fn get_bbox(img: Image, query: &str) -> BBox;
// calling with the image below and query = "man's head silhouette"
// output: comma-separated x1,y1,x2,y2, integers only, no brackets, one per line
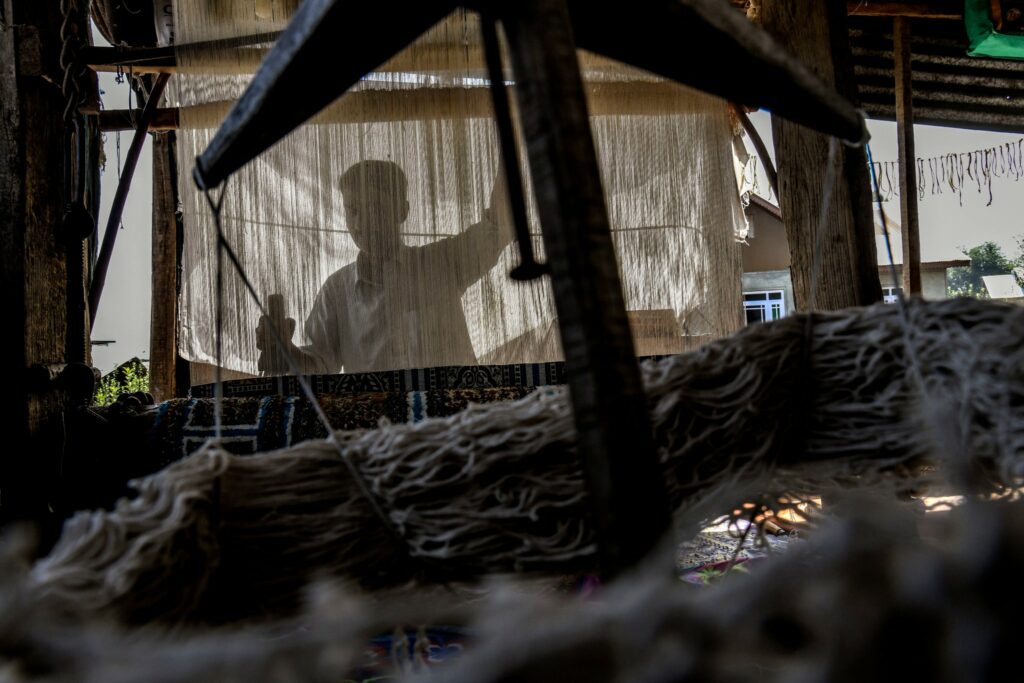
340,160,409,255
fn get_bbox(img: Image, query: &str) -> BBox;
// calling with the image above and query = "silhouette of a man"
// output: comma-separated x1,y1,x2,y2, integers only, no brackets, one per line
257,160,513,374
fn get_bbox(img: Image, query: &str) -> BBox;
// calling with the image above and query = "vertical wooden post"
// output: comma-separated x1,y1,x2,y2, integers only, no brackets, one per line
502,0,670,578
150,131,180,402
0,0,80,527
760,0,882,310
0,1,29,522
894,17,922,296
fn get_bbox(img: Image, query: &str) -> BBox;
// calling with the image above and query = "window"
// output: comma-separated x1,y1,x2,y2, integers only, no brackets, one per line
882,286,903,304
744,290,785,324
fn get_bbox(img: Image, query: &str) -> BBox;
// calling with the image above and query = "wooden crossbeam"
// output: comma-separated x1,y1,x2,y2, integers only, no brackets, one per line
97,108,180,132
733,0,962,18
95,81,731,132
83,2,963,77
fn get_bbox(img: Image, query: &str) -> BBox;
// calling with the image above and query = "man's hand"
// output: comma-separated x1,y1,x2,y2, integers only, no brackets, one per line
256,294,299,374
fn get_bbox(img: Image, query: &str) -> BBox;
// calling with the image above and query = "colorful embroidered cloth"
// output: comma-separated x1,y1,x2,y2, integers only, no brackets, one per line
189,361,568,398
149,387,539,468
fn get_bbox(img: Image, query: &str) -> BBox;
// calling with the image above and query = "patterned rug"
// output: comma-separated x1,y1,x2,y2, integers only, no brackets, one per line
189,361,569,398
148,388,541,469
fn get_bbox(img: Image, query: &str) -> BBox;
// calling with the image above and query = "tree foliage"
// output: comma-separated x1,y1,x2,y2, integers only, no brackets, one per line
947,240,1023,299
93,359,150,406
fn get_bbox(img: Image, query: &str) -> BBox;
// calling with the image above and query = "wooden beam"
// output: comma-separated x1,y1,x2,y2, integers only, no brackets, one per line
732,0,962,19
844,0,961,18
97,107,179,132
569,0,865,143
761,0,882,310
502,0,669,578
894,17,922,295
106,82,749,132
1,0,82,532
89,62,176,75
149,132,179,402
83,0,964,77
81,33,282,75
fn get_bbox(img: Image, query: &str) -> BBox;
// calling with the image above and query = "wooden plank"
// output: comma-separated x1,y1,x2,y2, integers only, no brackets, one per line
149,133,179,402
98,108,179,132
0,0,31,524
761,0,882,310
570,0,865,144
732,0,962,19
83,0,963,78
502,0,669,577
894,17,922,295
114,81,755,132
90,63,176,75
0,0,77,532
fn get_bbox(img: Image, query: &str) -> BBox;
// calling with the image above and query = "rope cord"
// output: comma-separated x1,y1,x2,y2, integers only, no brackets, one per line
203,186,227,439
866,144,904,300
59,0,90,124
58,0,90,218
865,145,928,386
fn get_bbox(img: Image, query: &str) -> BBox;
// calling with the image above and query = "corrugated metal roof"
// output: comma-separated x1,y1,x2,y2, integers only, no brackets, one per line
850,17,1024,133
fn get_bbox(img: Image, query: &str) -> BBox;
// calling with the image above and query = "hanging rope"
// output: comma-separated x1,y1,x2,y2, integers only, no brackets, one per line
864,143,958,485
57,0,94,241
58,0,90,125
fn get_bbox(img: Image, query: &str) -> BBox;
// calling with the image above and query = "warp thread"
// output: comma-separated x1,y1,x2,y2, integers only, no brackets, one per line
869,137,1024,206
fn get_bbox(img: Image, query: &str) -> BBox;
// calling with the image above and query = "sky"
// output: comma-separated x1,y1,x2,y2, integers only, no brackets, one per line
87,60,1024,374
89,47,154,374
744,112,1024,262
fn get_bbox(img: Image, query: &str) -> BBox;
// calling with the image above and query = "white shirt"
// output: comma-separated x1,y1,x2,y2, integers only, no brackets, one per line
303,217,510,373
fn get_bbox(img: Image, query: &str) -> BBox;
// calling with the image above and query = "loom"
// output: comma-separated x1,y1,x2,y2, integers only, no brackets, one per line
159,0,871,576
9,1,1024,678
43,0,876,575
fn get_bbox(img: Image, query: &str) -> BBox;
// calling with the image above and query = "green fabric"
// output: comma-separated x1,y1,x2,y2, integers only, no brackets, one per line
965,0,1024,60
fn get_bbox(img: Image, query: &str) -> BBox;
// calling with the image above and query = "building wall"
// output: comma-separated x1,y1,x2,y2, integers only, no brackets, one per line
879,266,950,300
742,269,797,318
742,201,954,310
922,271,948,300
741,211,790,273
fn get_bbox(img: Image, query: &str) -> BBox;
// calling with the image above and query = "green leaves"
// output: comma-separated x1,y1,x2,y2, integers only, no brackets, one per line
947,239,1023,299
93,359,150,407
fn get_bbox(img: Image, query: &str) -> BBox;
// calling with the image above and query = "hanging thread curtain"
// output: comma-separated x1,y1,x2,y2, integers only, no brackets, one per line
171,2,746,381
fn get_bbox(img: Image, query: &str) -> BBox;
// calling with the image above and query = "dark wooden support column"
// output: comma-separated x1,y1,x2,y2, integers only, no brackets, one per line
502,0,670,578
761,0,882,310
150,132,180,401
894,17,922,296
0,0,82,529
